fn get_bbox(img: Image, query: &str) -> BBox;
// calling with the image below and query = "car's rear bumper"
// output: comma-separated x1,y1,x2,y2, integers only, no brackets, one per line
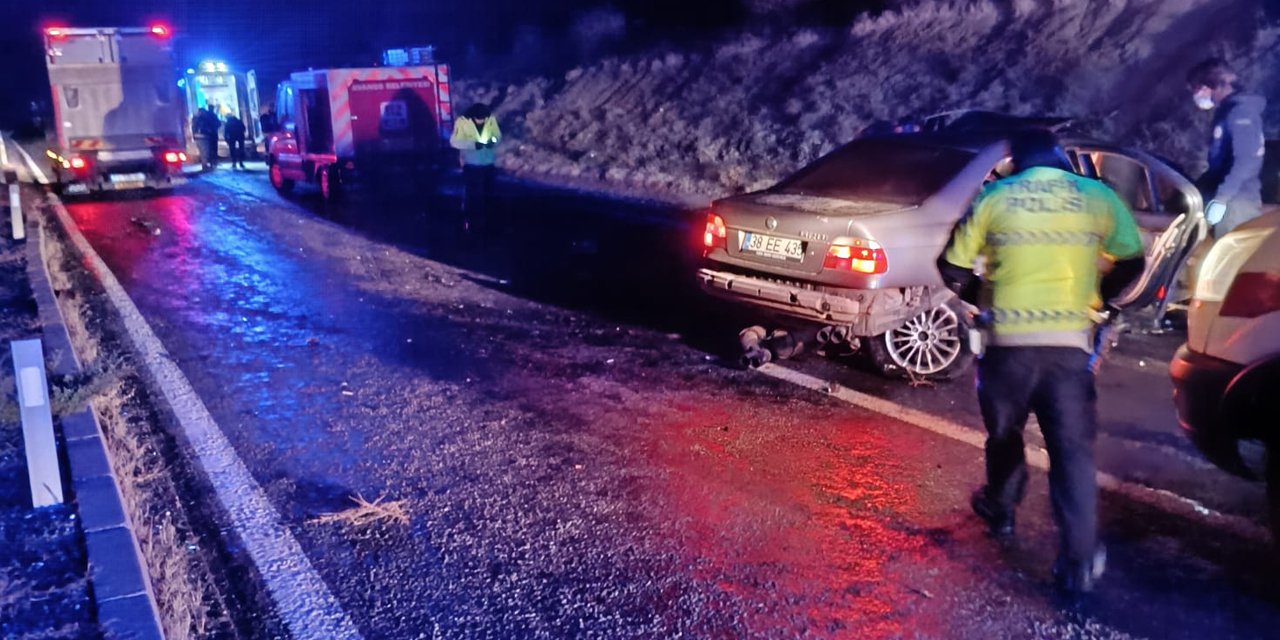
697,267,862,325
1169,344,1251,477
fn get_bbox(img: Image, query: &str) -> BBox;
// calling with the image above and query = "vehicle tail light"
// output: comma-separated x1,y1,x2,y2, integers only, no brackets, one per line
824,239,888,275
69,157,87,170
1219,272,1280,318
1194,228,1273,302
163,151,186,164
703,213,727,250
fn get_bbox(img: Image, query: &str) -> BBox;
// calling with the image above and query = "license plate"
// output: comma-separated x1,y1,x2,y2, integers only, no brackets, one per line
742,232,805,262
109,173,147,189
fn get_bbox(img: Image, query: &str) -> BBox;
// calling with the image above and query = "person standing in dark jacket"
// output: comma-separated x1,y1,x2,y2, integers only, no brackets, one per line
1187,58,1267,237
224,114,247,170
199,106,221,170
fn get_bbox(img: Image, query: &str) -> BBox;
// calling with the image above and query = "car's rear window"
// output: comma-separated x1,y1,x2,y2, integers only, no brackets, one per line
772,138,977,206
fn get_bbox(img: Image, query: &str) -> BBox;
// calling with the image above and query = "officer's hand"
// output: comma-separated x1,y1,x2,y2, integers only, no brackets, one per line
1205,200,1227,225
955,300,981,322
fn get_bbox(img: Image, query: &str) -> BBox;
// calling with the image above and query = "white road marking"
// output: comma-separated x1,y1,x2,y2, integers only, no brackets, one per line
44,196,365,639
757,363,1271,543
13,141,50,185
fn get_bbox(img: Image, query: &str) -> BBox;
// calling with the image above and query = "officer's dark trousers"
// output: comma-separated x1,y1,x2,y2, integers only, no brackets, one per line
202,136,218,167
977,346,1098,563
462,164,496,233
228,138,245,166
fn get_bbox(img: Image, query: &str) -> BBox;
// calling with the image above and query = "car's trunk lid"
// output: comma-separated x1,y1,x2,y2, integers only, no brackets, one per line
715,192,915,276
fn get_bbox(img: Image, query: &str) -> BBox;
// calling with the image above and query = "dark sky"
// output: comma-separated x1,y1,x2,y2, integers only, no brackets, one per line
1,0,883,126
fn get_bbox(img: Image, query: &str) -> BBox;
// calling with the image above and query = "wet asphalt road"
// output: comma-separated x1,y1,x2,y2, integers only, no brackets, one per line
59,165,1280,639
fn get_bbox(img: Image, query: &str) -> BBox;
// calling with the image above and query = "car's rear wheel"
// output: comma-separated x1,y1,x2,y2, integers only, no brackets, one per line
269,162,294,193
866,302,973,381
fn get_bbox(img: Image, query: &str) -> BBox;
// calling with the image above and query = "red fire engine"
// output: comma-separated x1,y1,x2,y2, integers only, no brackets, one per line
266,55,454,200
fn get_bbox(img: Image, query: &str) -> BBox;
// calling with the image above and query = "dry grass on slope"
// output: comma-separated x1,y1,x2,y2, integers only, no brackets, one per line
465,0,1267,200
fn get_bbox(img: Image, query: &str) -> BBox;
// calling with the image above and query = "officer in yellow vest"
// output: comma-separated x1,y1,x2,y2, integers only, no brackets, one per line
937,129,1145,595
450,103,502,236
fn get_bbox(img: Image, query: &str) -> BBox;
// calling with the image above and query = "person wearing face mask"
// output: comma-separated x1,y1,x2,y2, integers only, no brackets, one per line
1187,58,1267,237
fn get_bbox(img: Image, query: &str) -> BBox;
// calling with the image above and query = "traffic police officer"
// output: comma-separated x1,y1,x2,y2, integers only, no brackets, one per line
936,129,1146,594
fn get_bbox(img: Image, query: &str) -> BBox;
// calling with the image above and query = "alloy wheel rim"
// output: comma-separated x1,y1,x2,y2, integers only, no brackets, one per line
885,305,963,375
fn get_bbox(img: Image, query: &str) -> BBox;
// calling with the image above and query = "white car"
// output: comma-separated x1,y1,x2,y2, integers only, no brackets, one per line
1169,211,1280,531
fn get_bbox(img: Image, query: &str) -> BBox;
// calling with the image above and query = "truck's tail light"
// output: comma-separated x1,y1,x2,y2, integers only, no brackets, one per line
824,239,887,274
1219,272,1280,318
703,213,727,250
163,151,187,164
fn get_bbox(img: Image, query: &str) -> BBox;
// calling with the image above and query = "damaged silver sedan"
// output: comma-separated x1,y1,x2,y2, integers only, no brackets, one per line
698,125,1206,380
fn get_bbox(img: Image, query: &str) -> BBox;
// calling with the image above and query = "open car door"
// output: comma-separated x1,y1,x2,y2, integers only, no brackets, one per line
1068,145,1209,328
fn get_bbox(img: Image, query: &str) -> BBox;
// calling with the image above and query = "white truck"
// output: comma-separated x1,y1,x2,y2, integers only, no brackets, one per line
42,25,189,195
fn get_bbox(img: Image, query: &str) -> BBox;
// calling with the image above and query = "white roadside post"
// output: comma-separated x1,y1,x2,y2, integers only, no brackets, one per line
8,174,21,241
11,339,64,507
1,135,20,241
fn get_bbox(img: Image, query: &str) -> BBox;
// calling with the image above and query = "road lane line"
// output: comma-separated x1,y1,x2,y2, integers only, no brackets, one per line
13,140,50,185
757,363,1271,544
44,196,365,639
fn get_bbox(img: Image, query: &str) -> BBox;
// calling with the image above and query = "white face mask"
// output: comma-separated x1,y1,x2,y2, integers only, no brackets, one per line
1193,87,1216,111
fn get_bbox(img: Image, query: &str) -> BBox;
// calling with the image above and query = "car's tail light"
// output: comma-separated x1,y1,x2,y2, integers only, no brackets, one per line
1219,272,1280,318
1194,228,1273,302
824,239,887,274
69,157,87,170
163,151,186,164
703,213,727,250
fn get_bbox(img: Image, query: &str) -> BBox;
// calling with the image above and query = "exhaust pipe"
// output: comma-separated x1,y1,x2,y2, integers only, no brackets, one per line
831,326,849,345
815,325,834,346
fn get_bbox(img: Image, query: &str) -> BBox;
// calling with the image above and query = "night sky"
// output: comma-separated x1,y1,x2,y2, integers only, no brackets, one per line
0,0,885,127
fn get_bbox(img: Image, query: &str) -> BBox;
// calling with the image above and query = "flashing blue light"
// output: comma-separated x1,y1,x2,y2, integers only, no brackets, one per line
177,78,186,88
186,68,196,75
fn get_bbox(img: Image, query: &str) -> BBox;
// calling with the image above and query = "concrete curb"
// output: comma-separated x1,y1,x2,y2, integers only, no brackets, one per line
25,189,165,640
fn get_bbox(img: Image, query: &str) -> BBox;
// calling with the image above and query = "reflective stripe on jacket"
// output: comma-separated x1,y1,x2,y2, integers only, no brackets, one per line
450,116,502,166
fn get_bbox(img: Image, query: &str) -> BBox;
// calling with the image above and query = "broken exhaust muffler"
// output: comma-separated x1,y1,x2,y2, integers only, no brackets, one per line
739,326,772,368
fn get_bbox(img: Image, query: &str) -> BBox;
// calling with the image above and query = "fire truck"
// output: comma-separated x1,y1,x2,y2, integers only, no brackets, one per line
42,25,188,195
266,49,454,200
182,60,265,159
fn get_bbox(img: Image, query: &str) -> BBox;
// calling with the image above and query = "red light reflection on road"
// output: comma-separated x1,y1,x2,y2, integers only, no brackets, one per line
653,403,950,638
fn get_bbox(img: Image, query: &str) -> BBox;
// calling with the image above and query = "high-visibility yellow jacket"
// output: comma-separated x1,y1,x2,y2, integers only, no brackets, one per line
450,116,502,166
943,166,1145,350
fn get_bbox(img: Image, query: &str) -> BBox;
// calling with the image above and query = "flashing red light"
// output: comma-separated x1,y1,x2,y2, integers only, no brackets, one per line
149,24,171,38
703,213,727,249
1219,272,1280,318
69,157,88,170
823,239,888,275
46,27,68,39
